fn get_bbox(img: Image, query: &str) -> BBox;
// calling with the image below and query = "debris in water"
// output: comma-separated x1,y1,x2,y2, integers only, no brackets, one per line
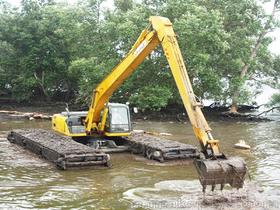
234,140,251,149
159,132,172,136
0,110,51,120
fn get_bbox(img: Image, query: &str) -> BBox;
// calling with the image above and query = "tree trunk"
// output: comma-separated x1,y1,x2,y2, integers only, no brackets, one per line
229,91,239,113
34,71,50,102
229,0,278,113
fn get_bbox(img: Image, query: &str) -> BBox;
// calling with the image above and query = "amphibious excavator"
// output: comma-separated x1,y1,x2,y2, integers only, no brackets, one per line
8,16,246,192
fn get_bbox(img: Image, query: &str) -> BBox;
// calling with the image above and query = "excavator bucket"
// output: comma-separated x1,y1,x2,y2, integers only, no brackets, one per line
194,157,246,192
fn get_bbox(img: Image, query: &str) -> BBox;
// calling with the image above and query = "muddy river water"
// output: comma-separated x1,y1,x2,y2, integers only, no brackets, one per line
0,113,279,209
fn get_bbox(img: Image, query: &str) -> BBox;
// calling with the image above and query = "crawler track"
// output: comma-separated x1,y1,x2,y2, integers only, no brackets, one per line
127,132,199,162
7,129,110,169
7,129,199,169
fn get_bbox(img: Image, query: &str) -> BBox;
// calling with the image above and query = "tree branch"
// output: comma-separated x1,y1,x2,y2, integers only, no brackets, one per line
230,0,279,112
256,106,280,116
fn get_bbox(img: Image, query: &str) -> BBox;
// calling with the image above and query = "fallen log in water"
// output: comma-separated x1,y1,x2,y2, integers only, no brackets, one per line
0,110,52,120
220,111,271,122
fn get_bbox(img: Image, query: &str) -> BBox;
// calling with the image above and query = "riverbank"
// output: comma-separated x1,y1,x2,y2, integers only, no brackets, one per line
0,102,275,122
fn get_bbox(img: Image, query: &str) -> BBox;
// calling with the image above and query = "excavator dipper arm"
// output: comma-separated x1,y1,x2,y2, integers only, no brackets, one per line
85,16,246,191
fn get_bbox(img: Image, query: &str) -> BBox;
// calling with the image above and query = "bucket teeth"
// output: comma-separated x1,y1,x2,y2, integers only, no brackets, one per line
194,157,246,191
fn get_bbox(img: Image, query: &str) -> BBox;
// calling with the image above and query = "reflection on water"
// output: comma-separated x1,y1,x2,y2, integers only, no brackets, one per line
0,113,279,209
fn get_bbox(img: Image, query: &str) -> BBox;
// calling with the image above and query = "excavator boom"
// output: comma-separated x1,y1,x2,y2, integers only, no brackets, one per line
83,16,246,191
85,29,159,133
86,17,220,155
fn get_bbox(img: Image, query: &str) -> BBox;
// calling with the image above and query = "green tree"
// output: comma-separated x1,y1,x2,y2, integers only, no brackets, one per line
221,0,279,112
0,0,279,112
268,93,280,107
96,0,230,110
129,85,173,111
0,0,81,101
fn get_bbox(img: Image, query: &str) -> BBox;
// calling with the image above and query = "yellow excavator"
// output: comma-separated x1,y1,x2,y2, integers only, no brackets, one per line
51,16,246,191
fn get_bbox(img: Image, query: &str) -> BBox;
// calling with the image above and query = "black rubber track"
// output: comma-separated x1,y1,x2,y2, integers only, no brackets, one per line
126,132,199,162
7,129,110,169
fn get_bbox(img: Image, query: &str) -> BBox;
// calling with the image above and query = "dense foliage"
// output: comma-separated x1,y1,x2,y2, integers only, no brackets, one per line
269,93,280,107
268,56,280,107
0,0,279,111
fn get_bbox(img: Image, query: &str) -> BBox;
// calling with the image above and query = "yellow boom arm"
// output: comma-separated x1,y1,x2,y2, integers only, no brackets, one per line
85,16,222,157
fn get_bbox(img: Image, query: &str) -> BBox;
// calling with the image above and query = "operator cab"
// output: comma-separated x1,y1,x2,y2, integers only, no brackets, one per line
52,103,132,137
105,103,132,134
